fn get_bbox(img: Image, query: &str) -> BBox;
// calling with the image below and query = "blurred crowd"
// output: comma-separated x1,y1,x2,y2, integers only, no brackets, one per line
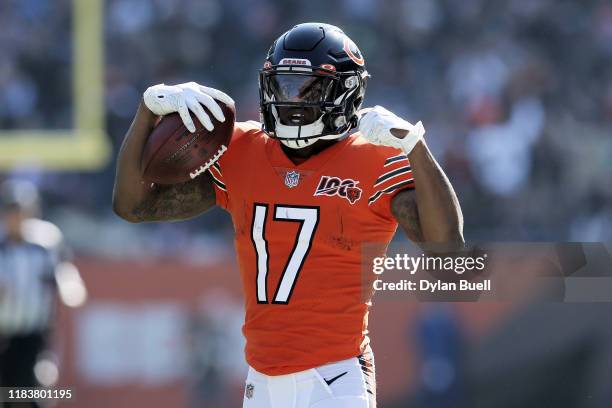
1,0,611,255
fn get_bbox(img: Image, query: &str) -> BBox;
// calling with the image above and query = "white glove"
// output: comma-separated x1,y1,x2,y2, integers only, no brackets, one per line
143,82,235,133
358,105,425,154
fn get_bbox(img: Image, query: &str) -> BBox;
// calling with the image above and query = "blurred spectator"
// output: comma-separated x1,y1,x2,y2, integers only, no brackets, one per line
0,180,86,407
415,306,464,408
186,291,246,408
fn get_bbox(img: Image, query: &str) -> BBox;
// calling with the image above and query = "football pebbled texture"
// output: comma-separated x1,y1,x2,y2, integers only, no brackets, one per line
141,103,235,184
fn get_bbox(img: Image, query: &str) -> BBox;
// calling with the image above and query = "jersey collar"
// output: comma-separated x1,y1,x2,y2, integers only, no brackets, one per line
265,133,355,173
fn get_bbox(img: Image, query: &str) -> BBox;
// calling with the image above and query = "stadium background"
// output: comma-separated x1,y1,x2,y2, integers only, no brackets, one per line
0,0,611,406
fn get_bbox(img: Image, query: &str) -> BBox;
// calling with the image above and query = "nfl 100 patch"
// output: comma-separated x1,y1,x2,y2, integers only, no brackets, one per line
314,175,362,204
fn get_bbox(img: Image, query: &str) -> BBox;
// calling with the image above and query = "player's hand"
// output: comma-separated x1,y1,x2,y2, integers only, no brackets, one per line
143,82,235,133
358,105,425,154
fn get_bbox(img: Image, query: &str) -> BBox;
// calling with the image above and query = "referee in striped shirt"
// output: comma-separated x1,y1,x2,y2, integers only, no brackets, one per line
0,180,86,406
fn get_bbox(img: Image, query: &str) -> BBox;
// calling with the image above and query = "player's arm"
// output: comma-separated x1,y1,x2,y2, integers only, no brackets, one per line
360,106,464,245
391,141,464,244
390,189,423,242
131,176,217,222
112,83,234,223
113,101,218,223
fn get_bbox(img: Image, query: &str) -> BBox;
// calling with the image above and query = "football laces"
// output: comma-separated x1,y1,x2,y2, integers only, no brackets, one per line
189,145,227,179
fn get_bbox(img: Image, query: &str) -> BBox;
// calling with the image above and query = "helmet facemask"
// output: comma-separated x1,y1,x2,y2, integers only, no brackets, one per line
259,64,367,149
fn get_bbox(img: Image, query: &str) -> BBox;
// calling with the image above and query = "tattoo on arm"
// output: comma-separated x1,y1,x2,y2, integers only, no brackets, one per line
132,174,216,222
391,189,424,243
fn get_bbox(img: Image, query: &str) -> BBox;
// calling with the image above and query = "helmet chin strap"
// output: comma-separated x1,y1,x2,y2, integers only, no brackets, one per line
273,107,345,149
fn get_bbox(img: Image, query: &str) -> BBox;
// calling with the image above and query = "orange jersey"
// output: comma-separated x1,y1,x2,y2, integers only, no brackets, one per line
210,121,415,375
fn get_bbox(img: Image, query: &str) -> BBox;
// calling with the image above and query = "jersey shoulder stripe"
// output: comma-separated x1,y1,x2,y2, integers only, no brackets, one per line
384,154,408,166
368,179,414,204
370,152,415,205
374,165,412,187
211,161,222,175
371,153,414,194
208,168,226,191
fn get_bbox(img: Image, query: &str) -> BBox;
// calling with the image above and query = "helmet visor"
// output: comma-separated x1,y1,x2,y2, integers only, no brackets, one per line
267,74,335,104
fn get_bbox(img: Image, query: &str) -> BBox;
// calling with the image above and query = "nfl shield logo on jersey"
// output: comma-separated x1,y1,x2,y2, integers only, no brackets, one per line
284,170,300,188
245,383,255,399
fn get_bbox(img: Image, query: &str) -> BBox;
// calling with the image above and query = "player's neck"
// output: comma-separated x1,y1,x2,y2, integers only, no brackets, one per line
281,139,338,165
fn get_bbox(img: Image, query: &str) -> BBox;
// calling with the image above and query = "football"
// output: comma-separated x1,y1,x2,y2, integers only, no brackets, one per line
141,103,235,184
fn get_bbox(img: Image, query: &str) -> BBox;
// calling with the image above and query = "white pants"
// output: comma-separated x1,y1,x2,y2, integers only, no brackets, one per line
243,349,376,408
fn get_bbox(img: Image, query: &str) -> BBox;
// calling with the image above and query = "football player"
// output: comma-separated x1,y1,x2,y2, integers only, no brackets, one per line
113,23,463,408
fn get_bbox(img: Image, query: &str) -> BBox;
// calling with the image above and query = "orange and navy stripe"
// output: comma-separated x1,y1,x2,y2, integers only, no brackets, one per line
208,162,226,191
369,154,414,205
